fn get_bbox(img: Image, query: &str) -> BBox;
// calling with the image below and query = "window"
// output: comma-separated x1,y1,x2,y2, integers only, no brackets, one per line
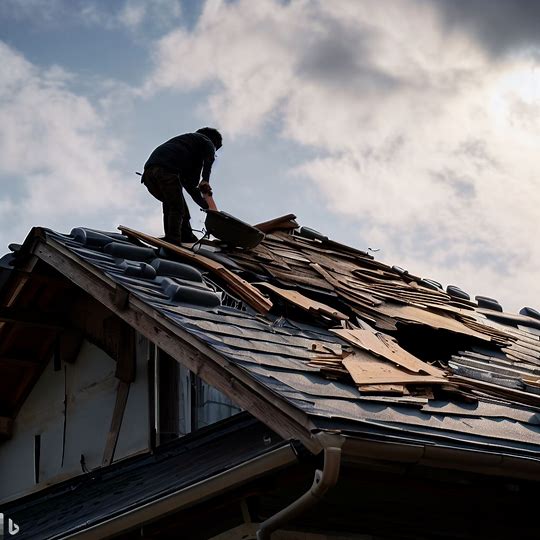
149,345,241,446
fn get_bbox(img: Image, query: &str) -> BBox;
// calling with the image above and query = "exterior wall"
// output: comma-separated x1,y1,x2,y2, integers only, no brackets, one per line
0,335,149,503
178,364,241,434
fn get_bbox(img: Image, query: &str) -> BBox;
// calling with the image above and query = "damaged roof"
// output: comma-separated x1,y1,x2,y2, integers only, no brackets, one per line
1,216,540,473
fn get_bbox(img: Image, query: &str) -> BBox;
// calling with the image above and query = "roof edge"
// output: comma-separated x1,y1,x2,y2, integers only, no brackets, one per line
342,436,540,481
56,443,298,540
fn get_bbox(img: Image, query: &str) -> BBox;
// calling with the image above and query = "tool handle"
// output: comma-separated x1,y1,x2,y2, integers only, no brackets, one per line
203,193,218,211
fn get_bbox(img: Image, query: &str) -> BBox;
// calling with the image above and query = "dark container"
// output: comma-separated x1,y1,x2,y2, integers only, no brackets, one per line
204,210,264,249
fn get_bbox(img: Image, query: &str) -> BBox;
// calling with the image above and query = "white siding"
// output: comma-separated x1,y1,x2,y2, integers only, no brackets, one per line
0,336,149,503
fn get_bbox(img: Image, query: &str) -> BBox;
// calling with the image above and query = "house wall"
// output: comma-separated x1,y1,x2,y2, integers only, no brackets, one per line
178,364,242,434
0,335,150,503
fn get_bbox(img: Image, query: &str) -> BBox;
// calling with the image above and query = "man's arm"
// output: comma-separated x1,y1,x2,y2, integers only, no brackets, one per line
182,137,216,209
201,149,215,184
195,142,216,208
184,184,209,209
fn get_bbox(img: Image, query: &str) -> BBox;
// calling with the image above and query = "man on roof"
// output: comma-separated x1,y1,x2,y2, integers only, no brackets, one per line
141,127,222,244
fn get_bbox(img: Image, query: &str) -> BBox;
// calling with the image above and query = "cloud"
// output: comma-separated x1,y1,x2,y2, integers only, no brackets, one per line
0,0,183,32
430,0,540,57
117,0,183,31
0,41,152,249
145,0,540,311
0,0,63,22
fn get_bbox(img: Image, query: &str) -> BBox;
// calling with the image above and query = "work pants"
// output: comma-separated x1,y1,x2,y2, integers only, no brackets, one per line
142,166,192,242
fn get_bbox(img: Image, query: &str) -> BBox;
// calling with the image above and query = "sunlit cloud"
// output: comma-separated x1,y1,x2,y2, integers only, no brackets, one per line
0,42,151,247
146,0,539,311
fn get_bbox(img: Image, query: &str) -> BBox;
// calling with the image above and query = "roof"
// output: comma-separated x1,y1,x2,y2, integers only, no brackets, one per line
1,217,540,474
0,414,293,540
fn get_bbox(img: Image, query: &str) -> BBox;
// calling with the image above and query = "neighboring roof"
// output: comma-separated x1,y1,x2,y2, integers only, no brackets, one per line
2,219,540,474
0,414,293,540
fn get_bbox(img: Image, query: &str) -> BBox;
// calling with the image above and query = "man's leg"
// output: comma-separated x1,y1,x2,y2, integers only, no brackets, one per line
180,194,198,243
161,175,185,244
143,166,184,244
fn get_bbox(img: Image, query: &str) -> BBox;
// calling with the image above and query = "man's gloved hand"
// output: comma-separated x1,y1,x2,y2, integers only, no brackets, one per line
198,181,212,196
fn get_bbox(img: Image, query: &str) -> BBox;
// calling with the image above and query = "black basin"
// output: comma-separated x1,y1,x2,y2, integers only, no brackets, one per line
205,210,264,249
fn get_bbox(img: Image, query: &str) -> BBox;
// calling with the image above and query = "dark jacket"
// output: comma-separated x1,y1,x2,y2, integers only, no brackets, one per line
144,132,216,208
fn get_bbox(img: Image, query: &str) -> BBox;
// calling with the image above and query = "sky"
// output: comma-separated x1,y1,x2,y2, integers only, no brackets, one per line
0,0,539,313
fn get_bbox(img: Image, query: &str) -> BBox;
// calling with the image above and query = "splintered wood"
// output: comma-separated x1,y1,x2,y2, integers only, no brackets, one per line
119,219,540,406
332,328,444,376
307,327,448,395
255,282,348,322
307,339,446,395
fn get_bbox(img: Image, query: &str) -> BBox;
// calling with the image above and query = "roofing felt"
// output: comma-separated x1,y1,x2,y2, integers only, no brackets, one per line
3,220,540,462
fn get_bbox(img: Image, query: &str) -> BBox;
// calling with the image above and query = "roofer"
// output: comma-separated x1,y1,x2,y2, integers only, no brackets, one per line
141,127,222,244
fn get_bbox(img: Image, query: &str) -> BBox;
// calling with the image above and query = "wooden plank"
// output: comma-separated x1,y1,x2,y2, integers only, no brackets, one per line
333,328,444,376
118,226,272,315
376,303,491,341
356,384,406,395
250,244,291,270
254,282,348,321
254,214,298,233
260,264,333,290
34,239,321,453
342,349,447,385
102,380,130,466
115,325,136,383
450,375,540,407
310,263,380,305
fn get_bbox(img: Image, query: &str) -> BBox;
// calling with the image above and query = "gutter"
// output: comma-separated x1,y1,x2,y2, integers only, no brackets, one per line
57,444,297,540
341,436,540,481
257,433,344,540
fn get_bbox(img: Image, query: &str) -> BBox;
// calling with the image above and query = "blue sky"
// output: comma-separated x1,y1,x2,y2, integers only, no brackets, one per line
1,0,539,313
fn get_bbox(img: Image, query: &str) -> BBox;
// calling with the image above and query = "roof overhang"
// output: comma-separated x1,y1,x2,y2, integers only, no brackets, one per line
57,443,298,540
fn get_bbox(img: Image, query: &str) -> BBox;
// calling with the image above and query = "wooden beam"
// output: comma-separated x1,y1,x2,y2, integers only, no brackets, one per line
34,239,321,454
0,307,66,329
119,226,273,315
115,324,136,383
0,416,13,438
102,380,130,466
254,214,298,233
59,330,84,364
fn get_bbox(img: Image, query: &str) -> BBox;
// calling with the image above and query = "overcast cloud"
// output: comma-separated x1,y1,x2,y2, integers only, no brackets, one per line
432,0,540,57
0,0,538,313
144,0,540,310
0,41,154,245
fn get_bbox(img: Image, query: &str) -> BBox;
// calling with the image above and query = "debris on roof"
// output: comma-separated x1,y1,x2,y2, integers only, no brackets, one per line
2,217,540,461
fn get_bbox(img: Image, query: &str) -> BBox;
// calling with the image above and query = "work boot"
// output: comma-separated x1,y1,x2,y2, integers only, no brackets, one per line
181,218,198,244
181,230,198,244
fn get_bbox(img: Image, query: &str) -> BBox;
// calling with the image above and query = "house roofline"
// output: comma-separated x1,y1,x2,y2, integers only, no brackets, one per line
341,435,540,481
17,228,540,482
29,230,322,453
53,442,298,540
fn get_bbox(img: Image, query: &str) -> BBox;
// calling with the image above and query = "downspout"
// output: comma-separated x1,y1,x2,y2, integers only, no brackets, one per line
256,432,344,540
